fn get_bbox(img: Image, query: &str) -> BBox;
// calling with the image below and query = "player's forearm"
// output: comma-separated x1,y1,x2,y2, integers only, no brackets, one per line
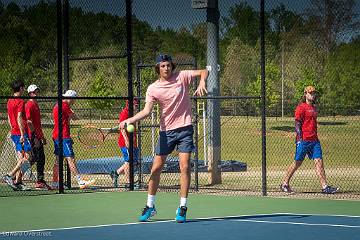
17,115,25,136
127,109,151,124
200,69,208,83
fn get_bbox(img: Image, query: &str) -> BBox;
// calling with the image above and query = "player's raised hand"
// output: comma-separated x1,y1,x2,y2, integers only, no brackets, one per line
194,81,207,96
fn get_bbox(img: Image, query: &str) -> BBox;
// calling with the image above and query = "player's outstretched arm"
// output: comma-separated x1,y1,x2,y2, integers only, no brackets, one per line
120,101,154,129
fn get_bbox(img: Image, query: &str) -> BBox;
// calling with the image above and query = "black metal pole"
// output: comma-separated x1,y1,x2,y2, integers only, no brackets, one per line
63,0,71,190
136,62,142,188
260,0,267,196
56,0,64,194
126,0,134,191
63,0,69,91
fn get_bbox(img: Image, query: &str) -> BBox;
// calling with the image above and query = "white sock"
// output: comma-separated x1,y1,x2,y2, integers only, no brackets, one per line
180,197,187,207
76,175,82,184
147,195,155,208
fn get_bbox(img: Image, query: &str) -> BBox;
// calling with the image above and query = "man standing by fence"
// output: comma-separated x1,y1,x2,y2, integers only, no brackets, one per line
25,84,52,190
3,80,32,191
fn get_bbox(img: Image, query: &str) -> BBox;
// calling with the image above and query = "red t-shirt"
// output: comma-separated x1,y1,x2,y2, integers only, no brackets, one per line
7,98,29,135
25,100,44,139
295,102,318,141
52,101,72,140
118,107,137,148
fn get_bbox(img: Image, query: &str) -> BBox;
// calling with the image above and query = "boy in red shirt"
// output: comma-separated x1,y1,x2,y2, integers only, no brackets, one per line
110,100,140,188
25,84,52,190
52,90,95,189
280,86,338,194
3,80,32,191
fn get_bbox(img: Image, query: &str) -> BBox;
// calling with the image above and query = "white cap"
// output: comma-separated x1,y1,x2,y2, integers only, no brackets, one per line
27,84,39,93
63,90,77,97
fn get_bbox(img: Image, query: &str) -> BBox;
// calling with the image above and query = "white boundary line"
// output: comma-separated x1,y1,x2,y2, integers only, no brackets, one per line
233,219,360,228
2,212,360,234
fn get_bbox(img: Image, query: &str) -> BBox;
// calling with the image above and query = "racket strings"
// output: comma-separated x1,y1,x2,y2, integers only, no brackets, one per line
78,127,104,148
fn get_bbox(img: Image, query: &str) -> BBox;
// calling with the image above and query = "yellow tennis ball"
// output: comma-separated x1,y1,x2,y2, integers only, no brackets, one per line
126,124,135,133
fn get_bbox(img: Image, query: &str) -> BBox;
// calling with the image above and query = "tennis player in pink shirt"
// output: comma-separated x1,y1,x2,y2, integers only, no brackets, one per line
120,54,208,223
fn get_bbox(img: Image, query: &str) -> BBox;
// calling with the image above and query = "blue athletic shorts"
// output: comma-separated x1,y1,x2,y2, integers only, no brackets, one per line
11,134,32,152
120,147,139,163
294,140,322,161
54,138,74,158
155,125,194,155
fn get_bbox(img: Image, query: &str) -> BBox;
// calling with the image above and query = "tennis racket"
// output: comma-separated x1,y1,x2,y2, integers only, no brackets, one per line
77,125,119,148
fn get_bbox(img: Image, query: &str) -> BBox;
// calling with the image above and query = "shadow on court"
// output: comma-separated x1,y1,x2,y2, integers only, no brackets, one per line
5,214,359,240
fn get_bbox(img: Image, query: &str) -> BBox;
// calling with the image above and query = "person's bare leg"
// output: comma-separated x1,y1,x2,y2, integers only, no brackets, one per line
65,157,80,175
148,155,166,195
179,152,191,198
117,163,130,183
314,158,327,188
52,156,59,184
282,161,303,185
8,152,24,176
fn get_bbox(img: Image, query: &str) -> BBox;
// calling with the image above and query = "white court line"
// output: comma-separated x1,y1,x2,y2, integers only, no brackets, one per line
2,212,359,234
275,212,360,218
233,219,360,228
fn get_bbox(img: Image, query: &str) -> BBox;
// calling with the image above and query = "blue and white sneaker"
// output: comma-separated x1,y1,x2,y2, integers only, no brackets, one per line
3,174,18,191
175,206,187,223
322,185,339,194
139,205,157,222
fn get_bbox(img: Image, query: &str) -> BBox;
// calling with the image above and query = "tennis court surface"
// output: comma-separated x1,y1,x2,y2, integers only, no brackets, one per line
1,192,359,240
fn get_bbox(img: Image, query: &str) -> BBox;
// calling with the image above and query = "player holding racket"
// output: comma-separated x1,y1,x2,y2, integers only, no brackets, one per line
110,99,140,188
120,54,208,223
52,90,95,190
280,86,338,194
3,80,32,191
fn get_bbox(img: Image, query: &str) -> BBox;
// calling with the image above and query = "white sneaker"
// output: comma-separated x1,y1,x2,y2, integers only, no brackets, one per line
79,179,95,189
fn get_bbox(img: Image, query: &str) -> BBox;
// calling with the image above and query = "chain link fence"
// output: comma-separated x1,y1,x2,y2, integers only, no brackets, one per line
0,0,359,198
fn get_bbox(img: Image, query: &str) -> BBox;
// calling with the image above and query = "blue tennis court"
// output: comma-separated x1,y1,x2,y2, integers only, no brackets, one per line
3,213,359,240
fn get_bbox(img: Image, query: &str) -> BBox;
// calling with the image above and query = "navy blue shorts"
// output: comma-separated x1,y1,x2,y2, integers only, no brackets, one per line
11,134,32,152
120,147,140,163
294,140,322,161
155,125,194,155
54,138,74,158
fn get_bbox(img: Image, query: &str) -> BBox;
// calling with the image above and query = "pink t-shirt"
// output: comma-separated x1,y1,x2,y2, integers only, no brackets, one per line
145,70,195,131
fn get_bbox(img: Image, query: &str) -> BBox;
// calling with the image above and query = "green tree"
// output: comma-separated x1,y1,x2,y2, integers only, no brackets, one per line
294,67,320,101
248,63,281,114
222,2,261,47
221,38,258,96
88,71,116,110
306,0,359,53
321,40,360,110
283,35,326,106
270,4,304,50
